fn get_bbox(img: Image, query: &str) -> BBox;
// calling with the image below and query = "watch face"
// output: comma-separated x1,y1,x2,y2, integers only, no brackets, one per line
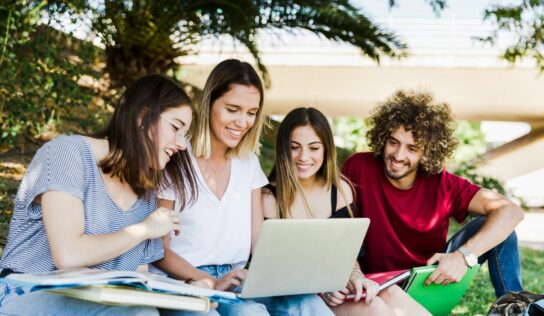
466,254,478,267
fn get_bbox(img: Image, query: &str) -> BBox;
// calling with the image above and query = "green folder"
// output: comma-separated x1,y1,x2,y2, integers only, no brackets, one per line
403,264,480,316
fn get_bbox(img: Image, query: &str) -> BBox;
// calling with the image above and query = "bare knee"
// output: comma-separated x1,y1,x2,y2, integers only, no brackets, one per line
379,284,404,301
332,297,395,316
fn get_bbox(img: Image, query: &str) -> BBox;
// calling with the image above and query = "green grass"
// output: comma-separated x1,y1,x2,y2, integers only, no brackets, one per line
452,247,544,315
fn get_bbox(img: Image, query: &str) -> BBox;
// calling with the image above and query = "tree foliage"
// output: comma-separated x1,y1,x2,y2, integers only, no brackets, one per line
0,1,105,151
2,0,411,150
479,0,544,70
45,0,407,88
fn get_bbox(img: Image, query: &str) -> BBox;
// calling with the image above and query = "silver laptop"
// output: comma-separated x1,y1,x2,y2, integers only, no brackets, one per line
238,218,370,298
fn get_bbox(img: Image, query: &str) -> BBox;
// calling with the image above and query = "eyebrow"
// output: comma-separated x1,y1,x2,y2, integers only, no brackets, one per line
225,103,260,112
389,136,419,148
174,118,186,127
290,141,323,146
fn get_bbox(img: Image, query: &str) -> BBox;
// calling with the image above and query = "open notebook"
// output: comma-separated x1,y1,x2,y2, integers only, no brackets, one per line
2,267,238,304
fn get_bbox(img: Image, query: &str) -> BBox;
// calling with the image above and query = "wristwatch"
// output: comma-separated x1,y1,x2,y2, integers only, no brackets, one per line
457,246,478,268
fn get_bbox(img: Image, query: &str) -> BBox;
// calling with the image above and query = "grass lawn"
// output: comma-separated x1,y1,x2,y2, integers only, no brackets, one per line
452,247,544,315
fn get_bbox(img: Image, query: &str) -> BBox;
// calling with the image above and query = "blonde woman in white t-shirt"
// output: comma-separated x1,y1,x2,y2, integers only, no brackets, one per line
153,59,334,316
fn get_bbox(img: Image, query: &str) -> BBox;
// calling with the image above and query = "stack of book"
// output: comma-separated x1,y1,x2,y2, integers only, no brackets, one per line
2,268,240,312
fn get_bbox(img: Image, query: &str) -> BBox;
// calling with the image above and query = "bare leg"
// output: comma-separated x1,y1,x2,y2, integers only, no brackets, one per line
330,296,396,316
379,285,431,316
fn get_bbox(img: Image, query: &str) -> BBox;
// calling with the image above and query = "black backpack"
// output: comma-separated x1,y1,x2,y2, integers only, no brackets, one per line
488,291,544,316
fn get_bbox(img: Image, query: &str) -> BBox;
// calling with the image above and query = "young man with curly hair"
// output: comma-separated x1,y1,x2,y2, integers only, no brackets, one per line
342,90,524,298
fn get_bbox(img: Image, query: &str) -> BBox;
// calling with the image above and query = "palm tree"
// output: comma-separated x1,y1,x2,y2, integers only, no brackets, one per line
45,0,409,88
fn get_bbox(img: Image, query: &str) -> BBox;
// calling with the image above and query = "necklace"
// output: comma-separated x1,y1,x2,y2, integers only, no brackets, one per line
99,168,127,200
108,176,129,200
204,158,230,175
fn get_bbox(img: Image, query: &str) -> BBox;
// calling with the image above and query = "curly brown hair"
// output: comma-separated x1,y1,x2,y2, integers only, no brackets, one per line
366,90,458,174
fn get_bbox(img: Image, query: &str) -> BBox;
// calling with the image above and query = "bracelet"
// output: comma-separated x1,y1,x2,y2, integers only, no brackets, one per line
351,269,364,278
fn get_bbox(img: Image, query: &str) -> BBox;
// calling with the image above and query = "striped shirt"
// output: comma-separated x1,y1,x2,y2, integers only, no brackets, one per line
0,135,163,274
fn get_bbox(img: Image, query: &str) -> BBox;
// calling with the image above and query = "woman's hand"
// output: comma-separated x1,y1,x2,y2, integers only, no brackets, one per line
213,269,248,291
320,289,350,307
347,269,379,304
190,279,219,309
142,207,180,239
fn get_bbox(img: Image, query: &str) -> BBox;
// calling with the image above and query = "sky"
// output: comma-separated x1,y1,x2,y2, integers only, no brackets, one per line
355,0,492,19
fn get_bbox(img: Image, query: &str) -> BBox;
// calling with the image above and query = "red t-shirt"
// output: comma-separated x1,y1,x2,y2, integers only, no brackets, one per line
341,152,480,273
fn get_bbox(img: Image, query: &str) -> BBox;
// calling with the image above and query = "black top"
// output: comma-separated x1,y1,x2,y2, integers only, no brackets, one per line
263,183,354,219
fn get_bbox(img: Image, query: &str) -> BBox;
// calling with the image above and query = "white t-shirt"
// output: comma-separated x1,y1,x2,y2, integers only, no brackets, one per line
156,152,268,268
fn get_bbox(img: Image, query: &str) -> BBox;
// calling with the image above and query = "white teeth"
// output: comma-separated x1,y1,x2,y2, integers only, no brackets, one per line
390,160,406,170
296,164,312,171
227,128,243,137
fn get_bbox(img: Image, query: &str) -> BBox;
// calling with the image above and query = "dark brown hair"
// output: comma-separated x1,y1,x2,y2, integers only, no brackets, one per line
367,90,458,174
269,107,353,218
95,74,197,207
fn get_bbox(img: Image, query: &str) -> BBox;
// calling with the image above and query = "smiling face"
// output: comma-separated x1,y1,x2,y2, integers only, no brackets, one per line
156,105,192,169
209,84,261,151
290,125,325,181
383,126,424,189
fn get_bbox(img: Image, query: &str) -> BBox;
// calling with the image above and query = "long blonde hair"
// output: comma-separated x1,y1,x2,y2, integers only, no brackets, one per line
269,107,353,219
191,59,265,159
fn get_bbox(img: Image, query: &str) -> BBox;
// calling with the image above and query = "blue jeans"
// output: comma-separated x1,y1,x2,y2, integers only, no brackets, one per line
446,216,523,297
174,263,334,316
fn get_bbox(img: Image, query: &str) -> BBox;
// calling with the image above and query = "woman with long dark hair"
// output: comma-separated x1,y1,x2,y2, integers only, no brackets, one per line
0,74,198,315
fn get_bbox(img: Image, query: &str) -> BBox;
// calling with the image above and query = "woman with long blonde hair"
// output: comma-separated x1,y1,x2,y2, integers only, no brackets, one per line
0,74,197,315
153,60,333,316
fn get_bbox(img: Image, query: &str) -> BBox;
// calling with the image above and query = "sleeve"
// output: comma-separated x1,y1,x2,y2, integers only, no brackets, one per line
250,154,269,190
140,237,165,264
14,136,86,220
446,172,482,223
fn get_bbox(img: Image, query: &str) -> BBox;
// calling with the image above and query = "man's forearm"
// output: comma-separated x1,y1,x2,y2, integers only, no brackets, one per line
464,203,523,257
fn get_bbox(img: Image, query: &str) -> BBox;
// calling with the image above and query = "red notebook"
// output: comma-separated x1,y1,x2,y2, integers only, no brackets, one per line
344,269,410,300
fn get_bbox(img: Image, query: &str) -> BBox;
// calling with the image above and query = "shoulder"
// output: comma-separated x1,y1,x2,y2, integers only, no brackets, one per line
439,170,480,189
45,134,86,150
343,152,377,169
37,135,90,163
81,136,109,161
338,179,354,202
342,152,381,186
334,179,353,210
234,152,260,166
261,186,279,219
248,153,262,165
236,153,264,176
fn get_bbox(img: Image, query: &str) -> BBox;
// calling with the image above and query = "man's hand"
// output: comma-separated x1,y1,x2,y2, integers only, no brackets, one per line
425,251,467,285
